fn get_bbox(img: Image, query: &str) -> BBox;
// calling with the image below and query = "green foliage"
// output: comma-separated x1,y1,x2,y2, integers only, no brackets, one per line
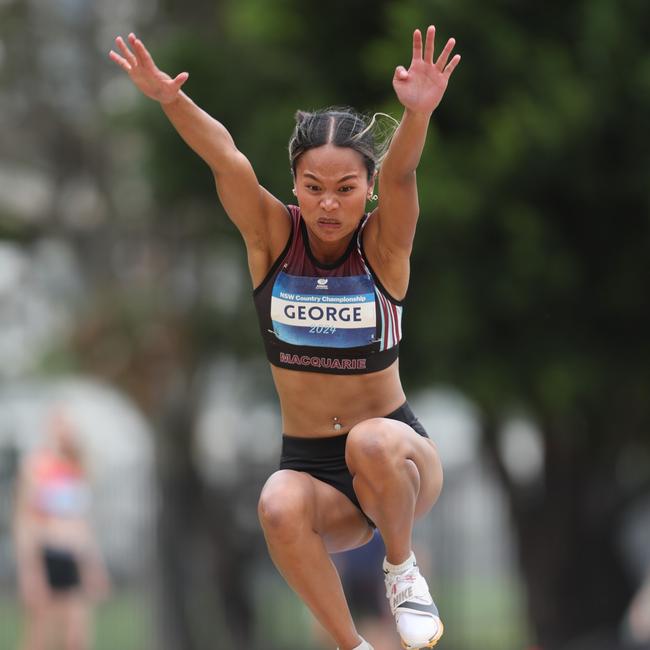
394,0,650,429
0,591,151,650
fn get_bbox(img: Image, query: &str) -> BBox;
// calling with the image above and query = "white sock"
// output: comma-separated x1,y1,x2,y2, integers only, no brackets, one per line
351,639,372,650
383,551,416,574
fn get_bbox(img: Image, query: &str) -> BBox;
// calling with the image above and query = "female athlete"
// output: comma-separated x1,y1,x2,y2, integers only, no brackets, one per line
110,25,460,650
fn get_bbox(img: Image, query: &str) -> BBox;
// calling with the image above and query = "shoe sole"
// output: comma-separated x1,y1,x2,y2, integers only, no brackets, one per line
400,618,444,650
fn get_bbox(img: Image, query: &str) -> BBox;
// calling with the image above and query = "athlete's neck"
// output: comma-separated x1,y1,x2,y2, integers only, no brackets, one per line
307,231,354,265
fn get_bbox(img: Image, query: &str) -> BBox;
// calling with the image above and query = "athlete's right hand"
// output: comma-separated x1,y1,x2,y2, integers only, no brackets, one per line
109,33,188,104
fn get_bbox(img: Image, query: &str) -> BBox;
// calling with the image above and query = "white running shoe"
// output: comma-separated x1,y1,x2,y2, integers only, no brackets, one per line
383,557,444,650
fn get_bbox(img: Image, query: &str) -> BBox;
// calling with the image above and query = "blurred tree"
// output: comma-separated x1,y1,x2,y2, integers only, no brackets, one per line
381,1,650,648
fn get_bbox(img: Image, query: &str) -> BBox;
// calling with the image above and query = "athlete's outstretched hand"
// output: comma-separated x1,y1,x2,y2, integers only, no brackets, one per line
109,33,188,104
393,26,460,115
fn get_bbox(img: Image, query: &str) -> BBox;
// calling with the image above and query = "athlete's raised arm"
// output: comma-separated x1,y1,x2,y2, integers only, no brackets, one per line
109,33,288,275
370,26,460,264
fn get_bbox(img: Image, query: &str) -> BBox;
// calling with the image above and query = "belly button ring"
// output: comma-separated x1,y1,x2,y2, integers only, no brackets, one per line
333,416,342,432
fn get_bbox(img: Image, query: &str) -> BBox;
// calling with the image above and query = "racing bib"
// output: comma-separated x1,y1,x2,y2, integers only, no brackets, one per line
270,272,377,348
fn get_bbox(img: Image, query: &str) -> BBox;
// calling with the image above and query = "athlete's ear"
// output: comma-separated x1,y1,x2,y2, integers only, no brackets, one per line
367,173,378,202
369,171,378,195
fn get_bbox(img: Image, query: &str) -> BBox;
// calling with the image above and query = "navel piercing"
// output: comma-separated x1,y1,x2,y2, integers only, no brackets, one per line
333,416,342,432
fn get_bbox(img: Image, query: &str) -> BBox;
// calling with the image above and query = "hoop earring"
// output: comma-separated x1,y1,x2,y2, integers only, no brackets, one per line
368,193,378,202
292,188,297,196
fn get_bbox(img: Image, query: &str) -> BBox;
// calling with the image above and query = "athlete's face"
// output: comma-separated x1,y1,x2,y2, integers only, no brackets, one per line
294,144,374,251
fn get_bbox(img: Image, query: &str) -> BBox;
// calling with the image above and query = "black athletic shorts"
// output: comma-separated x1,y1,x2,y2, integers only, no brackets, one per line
279,401,428,527
42,546,81,592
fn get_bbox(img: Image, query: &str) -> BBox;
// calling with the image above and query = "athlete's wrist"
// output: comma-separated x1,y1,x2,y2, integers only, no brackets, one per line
402,107,434,122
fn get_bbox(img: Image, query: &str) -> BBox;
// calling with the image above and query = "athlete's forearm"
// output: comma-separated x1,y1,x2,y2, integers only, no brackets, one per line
161,92,242,173
381,109,432,181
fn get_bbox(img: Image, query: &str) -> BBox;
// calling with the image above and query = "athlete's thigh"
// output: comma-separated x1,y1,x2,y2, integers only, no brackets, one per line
348,418,443,519
309,474,374,553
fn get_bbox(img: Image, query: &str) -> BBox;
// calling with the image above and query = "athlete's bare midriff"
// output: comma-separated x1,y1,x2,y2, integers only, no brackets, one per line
271,359,406,437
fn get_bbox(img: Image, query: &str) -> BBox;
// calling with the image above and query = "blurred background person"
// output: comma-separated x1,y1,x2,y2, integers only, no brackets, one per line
12,407,111,650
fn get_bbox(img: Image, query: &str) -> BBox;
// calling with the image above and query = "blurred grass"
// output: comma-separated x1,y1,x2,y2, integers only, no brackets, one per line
440,575,531,649
254,570,528,650
0,576,528,650
0,590,151,650
254,570,317,649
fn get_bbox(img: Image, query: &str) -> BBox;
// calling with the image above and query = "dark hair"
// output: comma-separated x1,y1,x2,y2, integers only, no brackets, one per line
288,107,396,182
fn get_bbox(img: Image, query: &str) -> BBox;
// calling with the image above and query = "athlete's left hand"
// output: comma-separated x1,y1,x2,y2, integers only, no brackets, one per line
393,25,460,115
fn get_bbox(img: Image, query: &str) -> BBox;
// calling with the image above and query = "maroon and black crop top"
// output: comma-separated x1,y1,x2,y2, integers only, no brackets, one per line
253,205,404,374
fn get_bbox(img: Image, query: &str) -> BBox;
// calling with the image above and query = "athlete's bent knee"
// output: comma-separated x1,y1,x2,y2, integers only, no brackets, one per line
258,471,313,538
346,419,403,469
